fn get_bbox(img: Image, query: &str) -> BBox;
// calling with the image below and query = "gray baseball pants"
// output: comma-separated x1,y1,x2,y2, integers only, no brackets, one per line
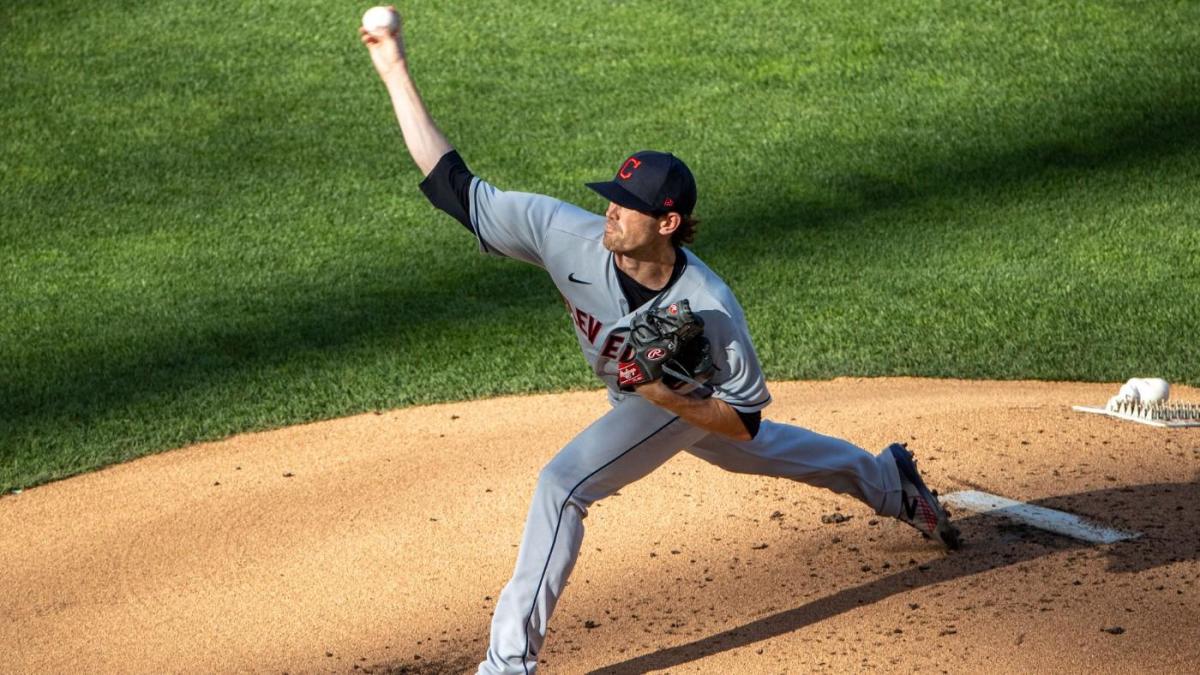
477,393,903,674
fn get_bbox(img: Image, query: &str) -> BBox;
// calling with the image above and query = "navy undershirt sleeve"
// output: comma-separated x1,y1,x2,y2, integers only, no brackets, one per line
418,150,475,232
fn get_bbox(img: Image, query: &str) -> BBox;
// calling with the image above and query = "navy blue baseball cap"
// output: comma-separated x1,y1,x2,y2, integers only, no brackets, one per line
586,150,697,216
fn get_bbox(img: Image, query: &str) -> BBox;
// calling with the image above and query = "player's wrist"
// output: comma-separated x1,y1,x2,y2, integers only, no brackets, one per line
379,57,411,82
633,380,672,402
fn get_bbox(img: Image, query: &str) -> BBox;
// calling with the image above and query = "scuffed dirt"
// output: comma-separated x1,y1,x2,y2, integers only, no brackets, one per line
2,378,1197,674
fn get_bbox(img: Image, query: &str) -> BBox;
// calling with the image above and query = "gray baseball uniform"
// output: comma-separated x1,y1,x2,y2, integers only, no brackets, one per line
431,174,908,674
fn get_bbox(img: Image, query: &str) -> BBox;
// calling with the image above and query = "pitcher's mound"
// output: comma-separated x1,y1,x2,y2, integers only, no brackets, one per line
2,378,1197,673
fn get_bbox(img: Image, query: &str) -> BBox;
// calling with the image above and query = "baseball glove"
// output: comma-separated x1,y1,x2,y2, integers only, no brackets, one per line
618,299,713,391
661,333,715,392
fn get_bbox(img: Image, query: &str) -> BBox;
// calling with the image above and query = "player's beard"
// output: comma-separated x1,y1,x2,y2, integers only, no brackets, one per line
602,222,624,252
604,213,664,256
603,229,644,254
602,229,621,252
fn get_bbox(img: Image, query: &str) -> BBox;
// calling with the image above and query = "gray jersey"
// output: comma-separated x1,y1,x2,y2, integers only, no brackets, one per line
462,177,911,675
367,64,949,674
467,178,771,414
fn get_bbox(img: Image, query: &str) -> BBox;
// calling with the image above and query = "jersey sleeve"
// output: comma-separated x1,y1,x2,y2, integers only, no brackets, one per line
418,150,475,232
467,178,568,268
702,307,772,413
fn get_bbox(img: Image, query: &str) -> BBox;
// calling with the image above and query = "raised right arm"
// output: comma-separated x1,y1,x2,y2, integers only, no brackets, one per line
359,8,451,176
358,8,566,267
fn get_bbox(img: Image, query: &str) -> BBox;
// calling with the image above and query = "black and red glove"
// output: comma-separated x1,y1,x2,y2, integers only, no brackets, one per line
618,299,706,391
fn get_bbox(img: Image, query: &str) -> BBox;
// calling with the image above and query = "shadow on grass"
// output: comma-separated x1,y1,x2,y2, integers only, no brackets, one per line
700,89,1200,252
586,476,1199,673
0,257,561,433
4,47,1200,488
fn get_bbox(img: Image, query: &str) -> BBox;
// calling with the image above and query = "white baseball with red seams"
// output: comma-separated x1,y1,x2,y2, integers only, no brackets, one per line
361,6,398,33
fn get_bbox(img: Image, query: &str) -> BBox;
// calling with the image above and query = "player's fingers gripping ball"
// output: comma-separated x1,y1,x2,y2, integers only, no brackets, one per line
618,299,707,391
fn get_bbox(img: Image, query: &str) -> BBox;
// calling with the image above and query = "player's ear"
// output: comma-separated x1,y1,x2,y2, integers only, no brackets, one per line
657,212,682,237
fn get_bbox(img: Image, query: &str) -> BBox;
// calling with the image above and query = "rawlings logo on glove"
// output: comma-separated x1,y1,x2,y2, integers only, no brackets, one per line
618,299,711,391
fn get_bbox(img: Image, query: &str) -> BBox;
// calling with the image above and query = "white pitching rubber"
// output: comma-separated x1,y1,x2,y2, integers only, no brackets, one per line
941,490,1141,544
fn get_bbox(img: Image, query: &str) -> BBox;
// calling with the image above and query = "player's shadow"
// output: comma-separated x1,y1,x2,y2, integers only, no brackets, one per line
589,476,1200,674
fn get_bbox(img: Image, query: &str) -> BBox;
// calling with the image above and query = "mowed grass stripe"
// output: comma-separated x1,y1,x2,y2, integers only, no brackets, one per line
2,0,1198,491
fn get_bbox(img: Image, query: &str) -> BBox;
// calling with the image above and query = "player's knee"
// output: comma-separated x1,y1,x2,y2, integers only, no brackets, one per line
535,462,594,518
536,461,576,497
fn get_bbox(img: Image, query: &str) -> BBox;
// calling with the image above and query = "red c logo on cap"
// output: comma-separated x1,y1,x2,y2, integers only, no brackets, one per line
663,198,674,207
618,157,642,180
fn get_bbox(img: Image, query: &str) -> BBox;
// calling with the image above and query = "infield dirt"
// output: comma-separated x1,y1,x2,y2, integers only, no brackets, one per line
3,378,1198,674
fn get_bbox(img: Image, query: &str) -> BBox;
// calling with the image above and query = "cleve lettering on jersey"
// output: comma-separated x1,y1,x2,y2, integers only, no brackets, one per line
600,332,625,359
617,343,635,362
568,304,604,344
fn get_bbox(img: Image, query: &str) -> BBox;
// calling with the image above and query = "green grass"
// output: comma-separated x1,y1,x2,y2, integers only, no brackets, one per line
2,0,1199,492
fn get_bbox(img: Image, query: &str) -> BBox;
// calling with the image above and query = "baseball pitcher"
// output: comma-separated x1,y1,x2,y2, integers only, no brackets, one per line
360,9,959,674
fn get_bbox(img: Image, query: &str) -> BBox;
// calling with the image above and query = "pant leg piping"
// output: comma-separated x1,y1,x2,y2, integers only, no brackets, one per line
519,415,680,673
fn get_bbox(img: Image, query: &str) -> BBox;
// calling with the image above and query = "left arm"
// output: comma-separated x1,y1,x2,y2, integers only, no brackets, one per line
636,381,752,441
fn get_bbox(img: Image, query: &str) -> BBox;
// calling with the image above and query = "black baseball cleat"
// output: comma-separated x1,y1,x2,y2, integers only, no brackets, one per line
887,443,962,550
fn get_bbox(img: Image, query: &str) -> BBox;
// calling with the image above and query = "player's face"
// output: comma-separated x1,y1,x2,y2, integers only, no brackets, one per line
603,202,667,253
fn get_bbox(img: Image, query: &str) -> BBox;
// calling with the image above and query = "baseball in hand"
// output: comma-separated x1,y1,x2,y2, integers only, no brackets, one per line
362,6,398,33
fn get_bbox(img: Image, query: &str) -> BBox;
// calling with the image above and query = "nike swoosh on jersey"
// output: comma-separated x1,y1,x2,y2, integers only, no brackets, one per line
568,273,592,285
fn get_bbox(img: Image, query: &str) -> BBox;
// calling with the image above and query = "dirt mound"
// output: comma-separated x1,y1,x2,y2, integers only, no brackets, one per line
2,378,1197,673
